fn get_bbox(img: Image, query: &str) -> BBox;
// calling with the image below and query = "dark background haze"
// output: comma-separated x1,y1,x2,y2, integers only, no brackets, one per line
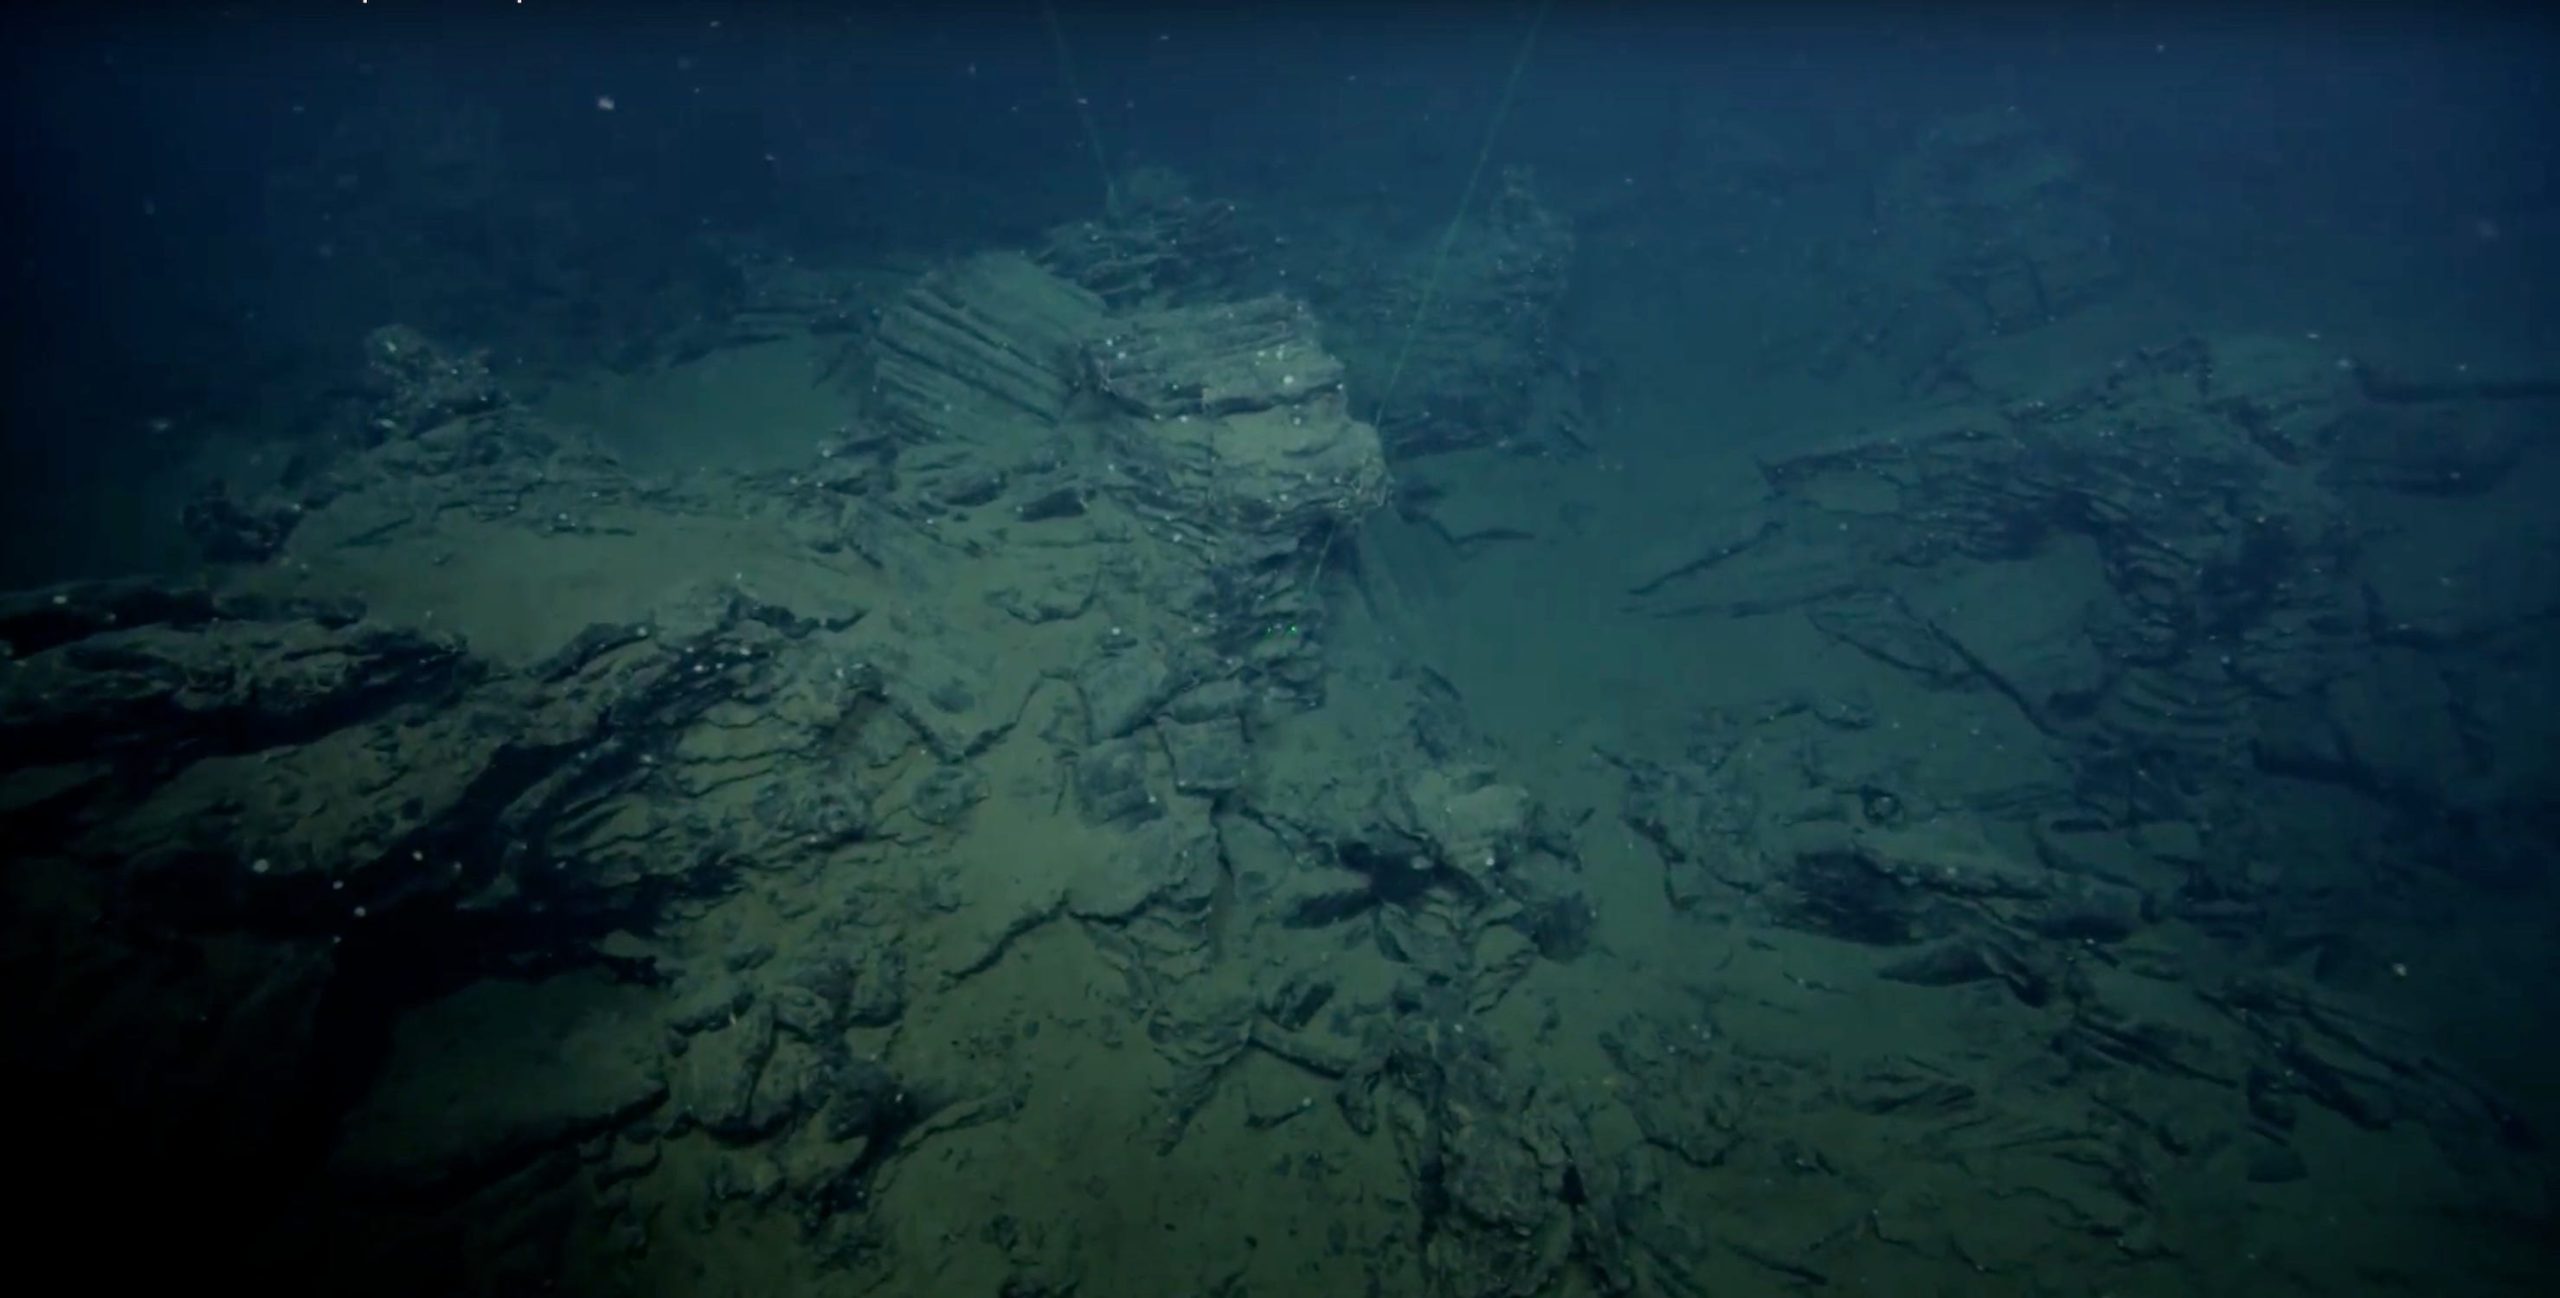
4,2,2553,582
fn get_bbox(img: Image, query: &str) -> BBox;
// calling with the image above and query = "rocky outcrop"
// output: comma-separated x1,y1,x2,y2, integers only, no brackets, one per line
1037,167,1263,310
1877,110,2120,333
1086,293,1389,676
364,323,506,440
1320,167,1579,458
866,252,1107,447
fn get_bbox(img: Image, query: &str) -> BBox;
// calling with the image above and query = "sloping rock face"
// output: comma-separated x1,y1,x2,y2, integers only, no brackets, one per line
1,253,1452,1293
1086,293,1389,678
1036,167,1263,311
1596,325,2558,1295
1765,110,2127,392
331,974,669,1196
1338,166,1578,458
14,175,2554,1297
867,252,1108,448
1875,110,2121,333
1637,332,2526,835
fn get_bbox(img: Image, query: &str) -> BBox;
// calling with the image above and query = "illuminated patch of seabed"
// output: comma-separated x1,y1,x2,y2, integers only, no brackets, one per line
244,505,871,668
537,337,850,479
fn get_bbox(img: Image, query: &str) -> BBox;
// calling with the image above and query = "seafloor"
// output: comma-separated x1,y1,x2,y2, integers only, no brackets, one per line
4,101,2553,1298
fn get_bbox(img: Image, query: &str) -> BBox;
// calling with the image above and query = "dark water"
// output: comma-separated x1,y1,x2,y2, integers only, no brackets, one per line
3,3,2555,1295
